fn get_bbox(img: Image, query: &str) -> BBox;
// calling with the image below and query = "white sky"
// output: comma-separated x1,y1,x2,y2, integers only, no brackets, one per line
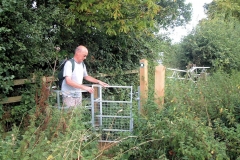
165,0,213,43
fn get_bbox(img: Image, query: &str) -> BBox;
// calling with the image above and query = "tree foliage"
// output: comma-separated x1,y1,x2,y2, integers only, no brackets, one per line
0,0,64,130
155,0,192,28
0,0,192,95
0,0,60,88
0,0,192,129
178,18,240,72
168,0,240,71
206,0,240,21
63,0,191,35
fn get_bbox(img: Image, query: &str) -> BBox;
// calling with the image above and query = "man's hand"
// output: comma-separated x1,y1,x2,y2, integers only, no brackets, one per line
83,86,94,93
98,80,109,88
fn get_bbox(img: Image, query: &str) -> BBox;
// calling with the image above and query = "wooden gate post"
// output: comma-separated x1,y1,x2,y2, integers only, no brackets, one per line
154,65,165,109
139,59,148,114
93,86,99,127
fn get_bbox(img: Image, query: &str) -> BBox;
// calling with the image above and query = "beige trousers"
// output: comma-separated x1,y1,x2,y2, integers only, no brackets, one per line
62,96,82,108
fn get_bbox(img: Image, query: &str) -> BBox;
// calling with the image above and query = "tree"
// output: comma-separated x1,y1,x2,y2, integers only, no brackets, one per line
205,0,240,21
179,18,240,72
155,0,192,28
62,0,191,35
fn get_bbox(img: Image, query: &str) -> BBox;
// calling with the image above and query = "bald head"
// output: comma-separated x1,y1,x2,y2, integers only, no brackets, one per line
75,45,88,54
74,45,88,63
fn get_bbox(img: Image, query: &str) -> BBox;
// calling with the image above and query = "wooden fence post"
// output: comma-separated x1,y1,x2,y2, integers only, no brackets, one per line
139,59,148,114
154,65,165,109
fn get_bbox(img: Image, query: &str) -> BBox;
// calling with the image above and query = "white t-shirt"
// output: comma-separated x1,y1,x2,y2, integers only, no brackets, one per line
61,59,88,97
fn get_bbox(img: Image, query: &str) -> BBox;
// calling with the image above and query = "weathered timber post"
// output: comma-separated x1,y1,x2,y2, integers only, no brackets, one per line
154,65,165,109
93,86,99,127
139,59,148,114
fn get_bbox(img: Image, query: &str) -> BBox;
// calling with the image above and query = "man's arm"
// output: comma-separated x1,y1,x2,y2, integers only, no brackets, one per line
65,76,94,93
84,75,109,87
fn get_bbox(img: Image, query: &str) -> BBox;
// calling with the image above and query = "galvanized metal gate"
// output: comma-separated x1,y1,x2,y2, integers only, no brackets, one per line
91,85,133,142
51,85,135,142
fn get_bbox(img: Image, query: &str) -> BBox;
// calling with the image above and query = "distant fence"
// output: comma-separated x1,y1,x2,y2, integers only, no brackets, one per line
167,66,210,82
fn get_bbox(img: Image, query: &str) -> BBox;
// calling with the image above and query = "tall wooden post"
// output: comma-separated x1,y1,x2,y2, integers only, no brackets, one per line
94,86,104,150
139,59,148,114
93,86,99,129
154,65,165,109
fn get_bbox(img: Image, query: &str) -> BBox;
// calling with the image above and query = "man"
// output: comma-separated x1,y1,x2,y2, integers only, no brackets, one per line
61,45,108,107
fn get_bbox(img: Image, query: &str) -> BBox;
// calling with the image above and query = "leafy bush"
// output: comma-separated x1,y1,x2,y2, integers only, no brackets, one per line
105,70,240,159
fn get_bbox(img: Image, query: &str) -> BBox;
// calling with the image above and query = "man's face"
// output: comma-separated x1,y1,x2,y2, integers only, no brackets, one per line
77,50,88,62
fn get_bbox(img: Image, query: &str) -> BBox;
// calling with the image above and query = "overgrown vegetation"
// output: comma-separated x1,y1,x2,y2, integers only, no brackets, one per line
1,0,240,159
0,108,99,159
104,70,240,159
1,70,240,159
1,0,186,127
0,81,99,159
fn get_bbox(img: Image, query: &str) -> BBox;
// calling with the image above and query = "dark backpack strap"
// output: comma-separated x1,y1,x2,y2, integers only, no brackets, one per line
69,59,85,77
70,59,84,71
69,58,75,72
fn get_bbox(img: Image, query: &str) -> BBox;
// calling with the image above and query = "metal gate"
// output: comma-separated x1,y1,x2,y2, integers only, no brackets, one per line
91,85,133,142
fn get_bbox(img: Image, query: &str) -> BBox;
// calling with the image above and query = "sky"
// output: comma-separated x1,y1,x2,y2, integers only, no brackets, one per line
166,0,213,43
